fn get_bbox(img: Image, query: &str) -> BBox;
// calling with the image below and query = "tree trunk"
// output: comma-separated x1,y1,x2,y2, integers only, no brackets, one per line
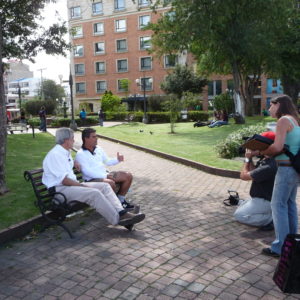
281,74,300,106
0,21,9,195
231,62,246,123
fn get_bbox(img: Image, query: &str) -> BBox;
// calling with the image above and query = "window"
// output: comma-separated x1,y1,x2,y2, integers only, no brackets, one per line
164,11,176,20
117,79,128,92
208,80,221,97
140,77,153,91
115,19,126,32
74,45,84,57
114,0,125,10
96,81,107,93
138,0,150,7
92,2,103,15
93,22,104,35
164,54,178,68
72,26,83,38
95,42,105,54
140,57,152,70
139,15,150,29
117,59,128,72
95,61,106,74
140,36,151,50
76,82,86,94
116,39,127,52
75,64,85,76
71,6,81,18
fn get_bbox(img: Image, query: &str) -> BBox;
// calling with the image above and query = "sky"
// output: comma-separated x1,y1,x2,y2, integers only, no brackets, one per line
25,0,70,83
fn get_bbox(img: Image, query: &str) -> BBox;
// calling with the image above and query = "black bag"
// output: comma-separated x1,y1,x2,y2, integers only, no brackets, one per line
273,234,300,294
223,190,239,206
284,147,300,174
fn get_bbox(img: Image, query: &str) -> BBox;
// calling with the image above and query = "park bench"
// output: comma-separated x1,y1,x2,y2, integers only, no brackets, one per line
7,123,27,134
24,168,88,238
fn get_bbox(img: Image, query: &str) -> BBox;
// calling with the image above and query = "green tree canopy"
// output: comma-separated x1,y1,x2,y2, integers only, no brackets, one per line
41,79,65,101
0,0,69,194
101,91,122,112
161,65,207,98
149,0,292,117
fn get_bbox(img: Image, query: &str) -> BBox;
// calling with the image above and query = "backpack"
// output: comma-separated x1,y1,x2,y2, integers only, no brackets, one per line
284,147,300,174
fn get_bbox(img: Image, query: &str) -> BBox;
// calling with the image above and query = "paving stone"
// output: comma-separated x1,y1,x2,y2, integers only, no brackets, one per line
187,282,205,294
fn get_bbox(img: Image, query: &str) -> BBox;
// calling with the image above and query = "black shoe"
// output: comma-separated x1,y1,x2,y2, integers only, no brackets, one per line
259,221,274,231
122,200,135,210
261,248,280,258
118,212,145,226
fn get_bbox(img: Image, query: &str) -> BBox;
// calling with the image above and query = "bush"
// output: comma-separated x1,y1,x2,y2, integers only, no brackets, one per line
212,92,234,114
187,111,209,122
215,123,267,159
27,117,40,127
25,99,57,115
148,112,170,123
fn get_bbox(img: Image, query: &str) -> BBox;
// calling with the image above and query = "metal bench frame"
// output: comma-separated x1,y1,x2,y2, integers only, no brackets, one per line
7,123,28,134
24,168,88,238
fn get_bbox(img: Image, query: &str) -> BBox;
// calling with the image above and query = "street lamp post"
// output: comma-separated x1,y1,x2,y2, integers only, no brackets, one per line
69,71,77,131
17,83,21,110
135,75,152,124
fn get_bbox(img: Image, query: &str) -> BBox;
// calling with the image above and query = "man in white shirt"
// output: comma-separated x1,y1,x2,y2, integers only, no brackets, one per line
75,128,135,210
42,127,145,229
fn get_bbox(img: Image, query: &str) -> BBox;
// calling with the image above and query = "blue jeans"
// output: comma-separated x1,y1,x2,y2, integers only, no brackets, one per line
271,166,299,254
208,121,228,128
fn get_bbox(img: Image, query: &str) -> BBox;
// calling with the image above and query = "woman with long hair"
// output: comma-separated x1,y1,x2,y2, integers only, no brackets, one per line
261,95,300,257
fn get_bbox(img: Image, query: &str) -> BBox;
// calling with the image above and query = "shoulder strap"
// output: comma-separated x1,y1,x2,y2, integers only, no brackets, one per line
282,116,299,127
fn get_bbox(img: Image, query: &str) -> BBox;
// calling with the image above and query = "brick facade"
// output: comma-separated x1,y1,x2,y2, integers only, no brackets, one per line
68,0,187,112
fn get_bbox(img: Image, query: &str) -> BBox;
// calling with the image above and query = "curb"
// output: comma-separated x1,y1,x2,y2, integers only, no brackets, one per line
0,130,240,246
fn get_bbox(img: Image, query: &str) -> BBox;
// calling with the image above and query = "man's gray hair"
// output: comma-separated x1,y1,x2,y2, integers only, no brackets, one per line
55,128,74,145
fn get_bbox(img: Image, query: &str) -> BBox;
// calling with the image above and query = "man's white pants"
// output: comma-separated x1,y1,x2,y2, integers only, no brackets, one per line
56,182,123,225
234,197,272,227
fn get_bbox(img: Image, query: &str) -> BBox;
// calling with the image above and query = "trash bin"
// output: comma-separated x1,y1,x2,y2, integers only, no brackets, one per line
181,110,188,120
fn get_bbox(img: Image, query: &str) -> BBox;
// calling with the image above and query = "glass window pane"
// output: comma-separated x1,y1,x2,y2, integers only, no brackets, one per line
139,15,150,28
94,23,104,34
116,19,126,32
92,2,103,14
115,0,125,10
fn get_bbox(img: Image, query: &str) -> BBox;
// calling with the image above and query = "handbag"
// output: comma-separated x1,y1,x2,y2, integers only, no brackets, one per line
284,147,300,174
273,234,300,294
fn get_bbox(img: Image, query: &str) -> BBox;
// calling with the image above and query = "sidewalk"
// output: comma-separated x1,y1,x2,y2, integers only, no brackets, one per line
0,129,300,299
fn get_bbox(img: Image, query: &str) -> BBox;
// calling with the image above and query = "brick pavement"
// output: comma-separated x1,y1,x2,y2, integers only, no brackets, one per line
1,129,300,299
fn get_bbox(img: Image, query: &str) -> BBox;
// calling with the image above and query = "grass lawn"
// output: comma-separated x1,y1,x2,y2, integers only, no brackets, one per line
94,116,274,170
0,133,55,231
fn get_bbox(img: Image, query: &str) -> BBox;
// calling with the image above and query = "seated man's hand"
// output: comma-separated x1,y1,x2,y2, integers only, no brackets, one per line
74,161,81,171
245,149,259,158
117,152,124,162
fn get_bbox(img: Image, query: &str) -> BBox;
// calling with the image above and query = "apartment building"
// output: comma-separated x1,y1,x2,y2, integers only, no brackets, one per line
67,0,191,112
203,74,283,113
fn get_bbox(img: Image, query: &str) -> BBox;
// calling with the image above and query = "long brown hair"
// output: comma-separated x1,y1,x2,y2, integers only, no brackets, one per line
271,95,300,125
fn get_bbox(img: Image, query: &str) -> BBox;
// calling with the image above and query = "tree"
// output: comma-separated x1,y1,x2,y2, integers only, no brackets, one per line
25,99,57,116
161,65,207,133
212,92,235,115
40,79,65,101
101,91,122,112
149,0,291,119
271,3,300,104
0,0,69,195
161,65,207,99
